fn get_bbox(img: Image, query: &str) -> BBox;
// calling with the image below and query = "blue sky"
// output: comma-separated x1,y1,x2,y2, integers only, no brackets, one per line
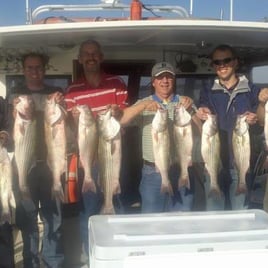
1,0,268,26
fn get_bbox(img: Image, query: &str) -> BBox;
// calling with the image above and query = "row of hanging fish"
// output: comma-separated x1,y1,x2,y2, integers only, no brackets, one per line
77,106,121,214
151,104,193,194
13,95,67,203
13,95,121,214
151,105,251,197
201,113,250,197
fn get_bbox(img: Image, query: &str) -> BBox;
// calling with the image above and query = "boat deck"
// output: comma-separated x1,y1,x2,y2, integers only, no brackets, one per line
13,214,83,268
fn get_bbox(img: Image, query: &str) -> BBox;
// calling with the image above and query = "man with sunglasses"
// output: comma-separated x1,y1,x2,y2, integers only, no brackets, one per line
197,44,264,211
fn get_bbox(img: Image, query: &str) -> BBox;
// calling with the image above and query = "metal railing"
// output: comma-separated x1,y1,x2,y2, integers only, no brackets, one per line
29,3,190,24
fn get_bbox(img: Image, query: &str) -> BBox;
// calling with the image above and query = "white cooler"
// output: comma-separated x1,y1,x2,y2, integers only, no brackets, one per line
88,209,268,268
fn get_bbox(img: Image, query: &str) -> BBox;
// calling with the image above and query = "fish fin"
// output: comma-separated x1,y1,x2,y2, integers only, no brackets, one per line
100,205,115,215
110,140,115,154
19,123,25,135
161,180,173,196
208,185,222,199
178,177,190,189
9,192,16,209
153,132,159,143
82,178,96,193
236,183,247,195
113,182,121,195
52,183,65,203
51,126,58,139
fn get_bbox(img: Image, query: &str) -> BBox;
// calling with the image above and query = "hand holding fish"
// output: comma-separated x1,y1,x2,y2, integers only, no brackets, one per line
49,91,65,106
71,106,80,123
12,96,34,120
0,131,9,147
258,88,268,103
244,111,258,125
143,100,161,111
179,96,193,110
197,107,212,121
109,104,123,120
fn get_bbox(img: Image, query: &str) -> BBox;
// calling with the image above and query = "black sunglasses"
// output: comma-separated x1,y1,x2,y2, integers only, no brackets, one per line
212,57,235,66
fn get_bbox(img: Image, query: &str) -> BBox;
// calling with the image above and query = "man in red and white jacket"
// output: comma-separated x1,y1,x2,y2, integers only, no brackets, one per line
64,39,128,267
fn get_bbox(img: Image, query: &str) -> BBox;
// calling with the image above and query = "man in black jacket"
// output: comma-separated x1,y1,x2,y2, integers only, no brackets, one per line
8,52,64,268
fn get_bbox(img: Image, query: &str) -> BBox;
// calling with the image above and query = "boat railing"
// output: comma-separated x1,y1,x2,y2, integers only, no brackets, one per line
29,3,190,24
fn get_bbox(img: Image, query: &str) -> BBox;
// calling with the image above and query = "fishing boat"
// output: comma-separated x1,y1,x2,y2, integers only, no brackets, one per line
1,0,268,267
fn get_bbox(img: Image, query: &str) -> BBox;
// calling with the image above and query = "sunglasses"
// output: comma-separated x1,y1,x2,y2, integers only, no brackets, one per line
212,57,235,66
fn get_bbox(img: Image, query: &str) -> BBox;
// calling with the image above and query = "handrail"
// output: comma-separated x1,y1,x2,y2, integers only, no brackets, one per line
30,4,189,23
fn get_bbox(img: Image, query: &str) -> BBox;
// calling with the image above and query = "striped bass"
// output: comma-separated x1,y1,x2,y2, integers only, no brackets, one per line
152,108,173,194
174,105,193,189
0,145,15,224
13,95,36,199
201,114,221,196
232,114,250,194
77,105,98,193
263,175,268,212
264,101,268,150
262,101,268,169
44,95,66,202
98,109,121,214
261,102,268,211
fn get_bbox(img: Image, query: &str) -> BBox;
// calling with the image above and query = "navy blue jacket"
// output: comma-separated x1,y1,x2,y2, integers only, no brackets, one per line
199,75,261,168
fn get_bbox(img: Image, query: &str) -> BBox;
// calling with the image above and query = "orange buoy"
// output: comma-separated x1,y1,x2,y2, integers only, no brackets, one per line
130,0,142,20
66,154,79,203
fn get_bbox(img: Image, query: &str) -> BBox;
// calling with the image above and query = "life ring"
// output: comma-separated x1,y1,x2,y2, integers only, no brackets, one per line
65,153,79,204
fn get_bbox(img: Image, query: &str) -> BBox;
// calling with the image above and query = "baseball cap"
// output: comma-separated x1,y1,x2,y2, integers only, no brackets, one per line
151,62,175,77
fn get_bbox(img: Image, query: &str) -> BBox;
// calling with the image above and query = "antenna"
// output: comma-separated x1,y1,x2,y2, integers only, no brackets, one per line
26,0,30,24
189,0,193,17
230,0,233,21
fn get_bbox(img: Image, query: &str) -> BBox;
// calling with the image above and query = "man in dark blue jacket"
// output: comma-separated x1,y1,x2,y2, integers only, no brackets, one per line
197,44,262,210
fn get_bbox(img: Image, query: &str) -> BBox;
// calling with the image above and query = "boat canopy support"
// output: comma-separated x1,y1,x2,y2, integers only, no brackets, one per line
30,3,189,23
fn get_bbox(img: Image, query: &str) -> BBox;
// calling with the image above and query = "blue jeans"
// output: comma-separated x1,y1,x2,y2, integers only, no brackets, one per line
0,223,14,268
139,164,193,213
78,168,102,262
15,162,64,268
204,168,246,210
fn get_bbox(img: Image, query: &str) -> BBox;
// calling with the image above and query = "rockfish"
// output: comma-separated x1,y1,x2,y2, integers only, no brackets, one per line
262,101,268,169
152,108,173,194
98,109,121,214
13,95,36,199
232,114,250,194
201,114,221,196
174,105,193,189
77,105,98,193
264,101,268,150
0,145,16,224
44,95,66,202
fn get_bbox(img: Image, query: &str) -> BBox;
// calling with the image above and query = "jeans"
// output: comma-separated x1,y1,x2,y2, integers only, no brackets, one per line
15,162,64,268
78,168,102,264
0,223,14,268
139,164,193,213
204,168,246,210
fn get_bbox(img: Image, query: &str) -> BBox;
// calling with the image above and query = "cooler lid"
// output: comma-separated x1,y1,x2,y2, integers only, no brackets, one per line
89,209,268,260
